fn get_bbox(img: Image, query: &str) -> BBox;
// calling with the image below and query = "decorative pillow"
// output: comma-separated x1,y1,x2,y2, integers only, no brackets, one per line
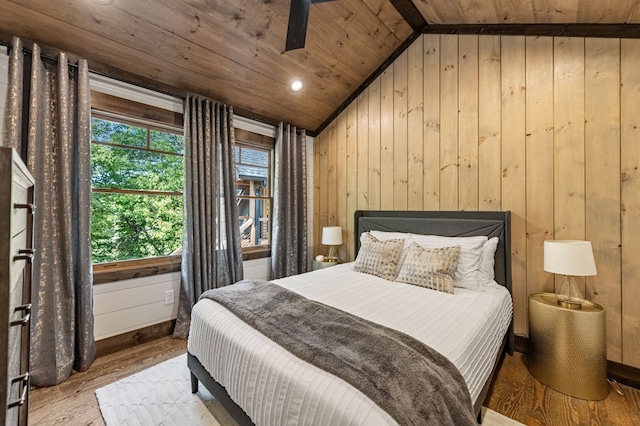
409,234,487,288
353,233,405,281
479,237,499,285
396,243,461,294
369,230,413,275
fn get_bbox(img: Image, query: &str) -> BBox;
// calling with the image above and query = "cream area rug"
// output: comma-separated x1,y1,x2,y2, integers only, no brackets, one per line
96,354,523,426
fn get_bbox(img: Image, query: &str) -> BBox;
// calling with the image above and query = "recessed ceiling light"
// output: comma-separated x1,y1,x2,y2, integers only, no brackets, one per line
290,80,303,92
91,0,114,5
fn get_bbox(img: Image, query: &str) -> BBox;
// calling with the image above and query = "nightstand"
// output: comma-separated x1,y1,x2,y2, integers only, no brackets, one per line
528,292,609,400
312,260,339,271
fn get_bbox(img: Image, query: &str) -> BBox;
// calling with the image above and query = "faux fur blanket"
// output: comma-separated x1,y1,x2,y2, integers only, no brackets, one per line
200,279,477,426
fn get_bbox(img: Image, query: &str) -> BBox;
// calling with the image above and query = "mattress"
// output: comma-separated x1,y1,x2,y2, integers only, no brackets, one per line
188,263,513,425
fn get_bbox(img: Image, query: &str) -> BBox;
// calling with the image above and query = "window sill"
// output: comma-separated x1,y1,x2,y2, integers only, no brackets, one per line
93,248,270,284
242,246,271,261
93,255,182,285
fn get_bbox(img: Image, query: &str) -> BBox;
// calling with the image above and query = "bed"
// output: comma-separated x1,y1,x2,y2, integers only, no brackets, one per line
187,210,513,425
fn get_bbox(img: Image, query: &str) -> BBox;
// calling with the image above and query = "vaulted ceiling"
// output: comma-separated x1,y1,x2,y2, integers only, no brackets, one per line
1,0,640,134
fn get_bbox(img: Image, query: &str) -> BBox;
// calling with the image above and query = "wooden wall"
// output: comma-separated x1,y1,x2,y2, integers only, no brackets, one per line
0,47,8,145
313,34,640,368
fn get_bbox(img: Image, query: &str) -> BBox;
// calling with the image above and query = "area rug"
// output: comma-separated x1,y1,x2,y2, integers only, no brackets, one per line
96,353,523,426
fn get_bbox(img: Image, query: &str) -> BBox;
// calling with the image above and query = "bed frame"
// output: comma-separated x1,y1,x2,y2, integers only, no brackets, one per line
188,210,514,425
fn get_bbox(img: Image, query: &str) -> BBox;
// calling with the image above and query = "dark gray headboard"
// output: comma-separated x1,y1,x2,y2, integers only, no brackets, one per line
354,210,512,295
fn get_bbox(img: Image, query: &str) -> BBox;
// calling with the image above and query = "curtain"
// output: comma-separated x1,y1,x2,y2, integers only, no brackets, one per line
3,37,95,386
270,123,308,279
173,95,244,339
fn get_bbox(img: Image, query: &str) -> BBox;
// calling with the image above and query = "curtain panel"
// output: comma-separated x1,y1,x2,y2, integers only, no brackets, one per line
3,37,95,386
173,95,244,339
270,123,308,279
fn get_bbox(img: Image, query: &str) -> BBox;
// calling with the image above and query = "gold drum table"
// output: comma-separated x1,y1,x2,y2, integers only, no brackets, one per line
528,292,609,400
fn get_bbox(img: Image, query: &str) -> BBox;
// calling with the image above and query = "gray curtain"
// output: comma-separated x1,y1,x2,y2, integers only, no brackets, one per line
3,37,95,386
270,123,308,279
173,94,244,338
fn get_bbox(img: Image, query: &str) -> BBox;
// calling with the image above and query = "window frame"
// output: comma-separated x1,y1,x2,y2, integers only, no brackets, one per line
234,128,275,260
91,92,185,283
90,92,278,281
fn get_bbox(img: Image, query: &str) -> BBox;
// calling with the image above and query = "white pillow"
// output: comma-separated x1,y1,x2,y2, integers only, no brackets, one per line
479,237,499,285
409,234,488,288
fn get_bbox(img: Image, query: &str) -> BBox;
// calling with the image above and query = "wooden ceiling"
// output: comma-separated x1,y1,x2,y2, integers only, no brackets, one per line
1,0,640,133
413,1,640,24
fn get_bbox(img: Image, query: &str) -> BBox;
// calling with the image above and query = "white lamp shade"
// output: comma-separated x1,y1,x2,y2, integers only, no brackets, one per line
543,240,597,276
322,226,343,245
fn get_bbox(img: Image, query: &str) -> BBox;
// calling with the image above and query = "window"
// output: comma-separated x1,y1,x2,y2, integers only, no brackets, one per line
235,129,274,256
91,114,184,264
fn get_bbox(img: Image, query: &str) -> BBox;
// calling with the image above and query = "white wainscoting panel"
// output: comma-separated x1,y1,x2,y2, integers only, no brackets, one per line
94,272,181,340
94,258,272,340
243,257,271,281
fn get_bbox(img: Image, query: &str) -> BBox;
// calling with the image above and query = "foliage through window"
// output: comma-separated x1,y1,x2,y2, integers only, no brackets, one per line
235,143,271,250
91,116,184,264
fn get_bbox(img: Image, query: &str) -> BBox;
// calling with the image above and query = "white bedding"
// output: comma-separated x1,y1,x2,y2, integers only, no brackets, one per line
188,263,512,426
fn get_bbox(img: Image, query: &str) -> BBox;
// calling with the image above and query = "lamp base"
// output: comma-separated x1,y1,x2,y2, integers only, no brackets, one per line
326,246,338,263
556,275,585,309
557,297,583,309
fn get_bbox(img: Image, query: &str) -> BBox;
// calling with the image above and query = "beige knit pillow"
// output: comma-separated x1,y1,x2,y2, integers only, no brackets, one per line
396,242,461,294
353,233,405,281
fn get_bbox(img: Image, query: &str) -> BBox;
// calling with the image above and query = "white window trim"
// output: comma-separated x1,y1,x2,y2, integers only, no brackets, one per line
234,115,276,138
90,72,183,113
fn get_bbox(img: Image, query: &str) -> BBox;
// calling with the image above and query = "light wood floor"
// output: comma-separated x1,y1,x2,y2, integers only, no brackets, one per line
30,337,640,425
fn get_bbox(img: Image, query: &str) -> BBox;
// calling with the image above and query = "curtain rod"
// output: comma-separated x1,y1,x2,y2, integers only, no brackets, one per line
0,38,186,102
0,38,79,70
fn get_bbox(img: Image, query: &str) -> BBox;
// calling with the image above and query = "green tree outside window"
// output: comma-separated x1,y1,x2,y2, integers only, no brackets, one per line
91,117,184,264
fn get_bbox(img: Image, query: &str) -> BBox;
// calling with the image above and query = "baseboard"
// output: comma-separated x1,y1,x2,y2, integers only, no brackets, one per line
607,360,640,390
96,319,176,358
514,335,640,390
514,334,528,354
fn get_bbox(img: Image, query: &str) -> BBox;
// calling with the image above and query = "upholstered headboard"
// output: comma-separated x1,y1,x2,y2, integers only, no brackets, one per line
354,210,512,293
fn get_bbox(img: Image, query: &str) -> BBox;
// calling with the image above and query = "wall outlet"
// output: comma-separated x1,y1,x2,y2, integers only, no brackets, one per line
164,289,175,305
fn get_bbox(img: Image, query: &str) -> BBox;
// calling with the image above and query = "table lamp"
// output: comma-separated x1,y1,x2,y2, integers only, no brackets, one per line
543,240,597,309
322,226,342,263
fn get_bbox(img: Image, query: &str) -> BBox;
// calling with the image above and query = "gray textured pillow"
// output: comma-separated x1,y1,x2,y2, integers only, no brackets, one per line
396,242,461,294
353,233,405,281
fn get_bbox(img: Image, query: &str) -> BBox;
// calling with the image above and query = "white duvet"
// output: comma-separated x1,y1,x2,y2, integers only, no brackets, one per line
188,263,512,426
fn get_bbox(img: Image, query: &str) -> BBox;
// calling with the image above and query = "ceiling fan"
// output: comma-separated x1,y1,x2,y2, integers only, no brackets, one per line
285,0,336,52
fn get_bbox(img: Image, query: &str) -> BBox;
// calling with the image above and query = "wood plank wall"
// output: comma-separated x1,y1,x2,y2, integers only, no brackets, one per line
0,47,8,145
313,34,640,368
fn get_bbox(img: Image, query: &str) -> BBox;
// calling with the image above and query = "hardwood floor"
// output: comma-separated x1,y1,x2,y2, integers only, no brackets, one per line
29,338,640,425
485,352,640,425
29,337,187,426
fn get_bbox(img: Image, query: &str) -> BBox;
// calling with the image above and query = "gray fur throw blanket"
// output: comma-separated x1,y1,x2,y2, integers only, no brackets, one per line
200,279,477,426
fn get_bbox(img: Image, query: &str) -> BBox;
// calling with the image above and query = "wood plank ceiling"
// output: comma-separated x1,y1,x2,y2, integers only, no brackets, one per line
1,0,640,133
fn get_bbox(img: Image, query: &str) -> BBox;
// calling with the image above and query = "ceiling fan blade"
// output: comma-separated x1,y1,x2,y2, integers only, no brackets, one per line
285,0,312,52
